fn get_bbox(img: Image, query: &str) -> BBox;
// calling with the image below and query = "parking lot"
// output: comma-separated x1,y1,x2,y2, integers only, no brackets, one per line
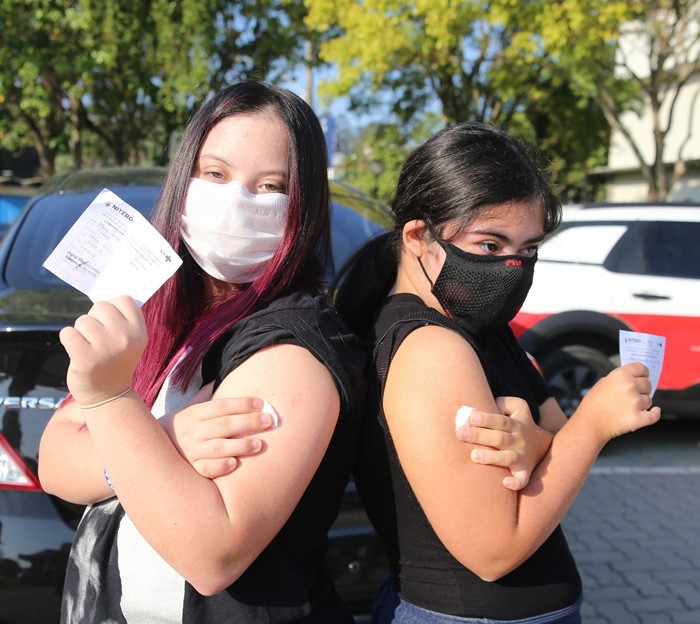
563,417,700,623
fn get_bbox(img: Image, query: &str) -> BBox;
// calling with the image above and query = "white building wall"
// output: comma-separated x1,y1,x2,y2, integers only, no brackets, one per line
608,73,700,170
602,12,700,202
605,171,700,203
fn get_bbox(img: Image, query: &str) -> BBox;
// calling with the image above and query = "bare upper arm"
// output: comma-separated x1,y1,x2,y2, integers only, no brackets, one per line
383,325,518,571
207,343,341,571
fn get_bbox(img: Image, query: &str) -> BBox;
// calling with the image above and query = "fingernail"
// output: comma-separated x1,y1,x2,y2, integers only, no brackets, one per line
251,398,263,409
457,427,471,441
471,449,484,462
260,413,273,426
469,412,482,425
226,458,238,468
250,438,262,451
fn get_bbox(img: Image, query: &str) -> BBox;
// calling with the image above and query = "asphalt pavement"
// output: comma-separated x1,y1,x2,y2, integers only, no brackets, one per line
562,418,700,623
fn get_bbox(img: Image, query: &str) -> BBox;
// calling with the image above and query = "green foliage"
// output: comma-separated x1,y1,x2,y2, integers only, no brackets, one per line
538,0,700,199
0,0,315,177
305,0,553,126
523,72,611,202
307,0,699,201
336,115,443,203
338,122,405,203
3,0,695,204
304,0,615,199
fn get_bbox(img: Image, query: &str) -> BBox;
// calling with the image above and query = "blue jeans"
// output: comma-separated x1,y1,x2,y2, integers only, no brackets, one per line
391,598,582,624
371,574,582,624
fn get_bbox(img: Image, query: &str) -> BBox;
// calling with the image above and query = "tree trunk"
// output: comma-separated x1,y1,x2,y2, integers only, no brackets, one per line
70,92,83,170
22,113,56,178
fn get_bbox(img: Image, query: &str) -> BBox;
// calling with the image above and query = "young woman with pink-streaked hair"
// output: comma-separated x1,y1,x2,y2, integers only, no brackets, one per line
39,81,366,623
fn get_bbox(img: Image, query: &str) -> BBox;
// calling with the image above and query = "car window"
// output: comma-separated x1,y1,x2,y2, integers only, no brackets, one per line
642,221,700,279
329,200,388,274
539,224,628,264
605,220,700,279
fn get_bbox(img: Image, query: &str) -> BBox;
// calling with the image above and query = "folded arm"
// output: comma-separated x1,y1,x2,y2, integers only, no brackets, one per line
81,343,339,595
457,396,555,490
39,297,340,594
385,325,659,581
39,386,272,504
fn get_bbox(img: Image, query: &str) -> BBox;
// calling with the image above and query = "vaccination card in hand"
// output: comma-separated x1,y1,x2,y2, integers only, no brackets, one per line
42,188,182,306
619,330,666,398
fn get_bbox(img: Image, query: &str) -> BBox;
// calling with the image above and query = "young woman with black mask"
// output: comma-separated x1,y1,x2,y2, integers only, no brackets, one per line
334,122,660,624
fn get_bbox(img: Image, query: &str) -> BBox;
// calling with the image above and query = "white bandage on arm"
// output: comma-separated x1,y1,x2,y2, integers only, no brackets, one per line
262,400,279,428
455,406,474,432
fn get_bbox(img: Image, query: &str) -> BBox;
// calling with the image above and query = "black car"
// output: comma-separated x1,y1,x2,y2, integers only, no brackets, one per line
0,167,392,623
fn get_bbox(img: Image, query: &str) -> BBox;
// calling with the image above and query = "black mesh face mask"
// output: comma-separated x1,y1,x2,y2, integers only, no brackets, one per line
418,224,537,335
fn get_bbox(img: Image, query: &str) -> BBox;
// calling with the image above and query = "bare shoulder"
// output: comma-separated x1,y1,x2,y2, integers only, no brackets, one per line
213,342,340,462
388,324,485,392
384,323,497,445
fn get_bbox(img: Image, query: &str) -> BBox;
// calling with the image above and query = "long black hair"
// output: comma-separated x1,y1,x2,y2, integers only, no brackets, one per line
333,122,561,338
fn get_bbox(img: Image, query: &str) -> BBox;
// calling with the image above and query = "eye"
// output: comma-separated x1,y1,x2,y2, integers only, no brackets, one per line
519,244,540,258
258,180,287,194
200,169,227,183
476,241,499,254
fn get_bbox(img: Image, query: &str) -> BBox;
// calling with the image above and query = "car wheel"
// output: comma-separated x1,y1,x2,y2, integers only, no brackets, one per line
538,344,616,417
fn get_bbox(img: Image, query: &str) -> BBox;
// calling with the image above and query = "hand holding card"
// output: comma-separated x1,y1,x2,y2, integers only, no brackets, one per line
619,330,666,397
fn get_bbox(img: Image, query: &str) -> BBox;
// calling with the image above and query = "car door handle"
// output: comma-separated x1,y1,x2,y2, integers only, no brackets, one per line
633,292,671,300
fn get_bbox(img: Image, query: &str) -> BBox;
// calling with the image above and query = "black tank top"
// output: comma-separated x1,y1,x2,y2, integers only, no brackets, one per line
62,289,365,624
354,293,582,619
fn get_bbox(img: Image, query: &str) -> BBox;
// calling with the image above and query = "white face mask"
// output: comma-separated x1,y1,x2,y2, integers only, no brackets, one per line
180,177,288,283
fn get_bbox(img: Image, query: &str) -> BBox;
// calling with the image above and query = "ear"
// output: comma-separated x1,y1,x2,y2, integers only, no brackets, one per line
402,219,430,258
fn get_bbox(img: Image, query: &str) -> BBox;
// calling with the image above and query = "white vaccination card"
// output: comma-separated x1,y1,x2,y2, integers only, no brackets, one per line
42,188,181,306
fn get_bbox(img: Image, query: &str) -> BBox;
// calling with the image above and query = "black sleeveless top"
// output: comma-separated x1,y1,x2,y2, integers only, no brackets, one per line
354,293,581,619
61,289,366,624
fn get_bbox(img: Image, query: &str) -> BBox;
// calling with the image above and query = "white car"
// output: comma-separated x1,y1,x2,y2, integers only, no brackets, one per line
511,203,700,417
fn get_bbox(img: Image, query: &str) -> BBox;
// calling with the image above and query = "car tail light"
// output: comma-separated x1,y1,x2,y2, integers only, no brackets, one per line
0,433,42,491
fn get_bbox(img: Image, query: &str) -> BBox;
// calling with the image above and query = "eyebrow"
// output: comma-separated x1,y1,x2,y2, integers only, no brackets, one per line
199,154,233,167
198,154,287,179
469,229,546,245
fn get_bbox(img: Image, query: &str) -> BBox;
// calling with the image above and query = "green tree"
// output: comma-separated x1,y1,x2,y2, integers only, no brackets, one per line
540,0,700,200
307,0,700,201
523,73,611,202
336,114,442,203
0,0,73,176
305,0,552,127
304,0,613,200
339,122,406,202
0,0,318,177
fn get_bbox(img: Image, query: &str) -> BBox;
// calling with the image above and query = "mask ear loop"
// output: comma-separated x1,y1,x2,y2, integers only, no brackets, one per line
415,219,454,320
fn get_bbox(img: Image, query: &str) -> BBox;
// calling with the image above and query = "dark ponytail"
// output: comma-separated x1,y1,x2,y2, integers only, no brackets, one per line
331,232,398,339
